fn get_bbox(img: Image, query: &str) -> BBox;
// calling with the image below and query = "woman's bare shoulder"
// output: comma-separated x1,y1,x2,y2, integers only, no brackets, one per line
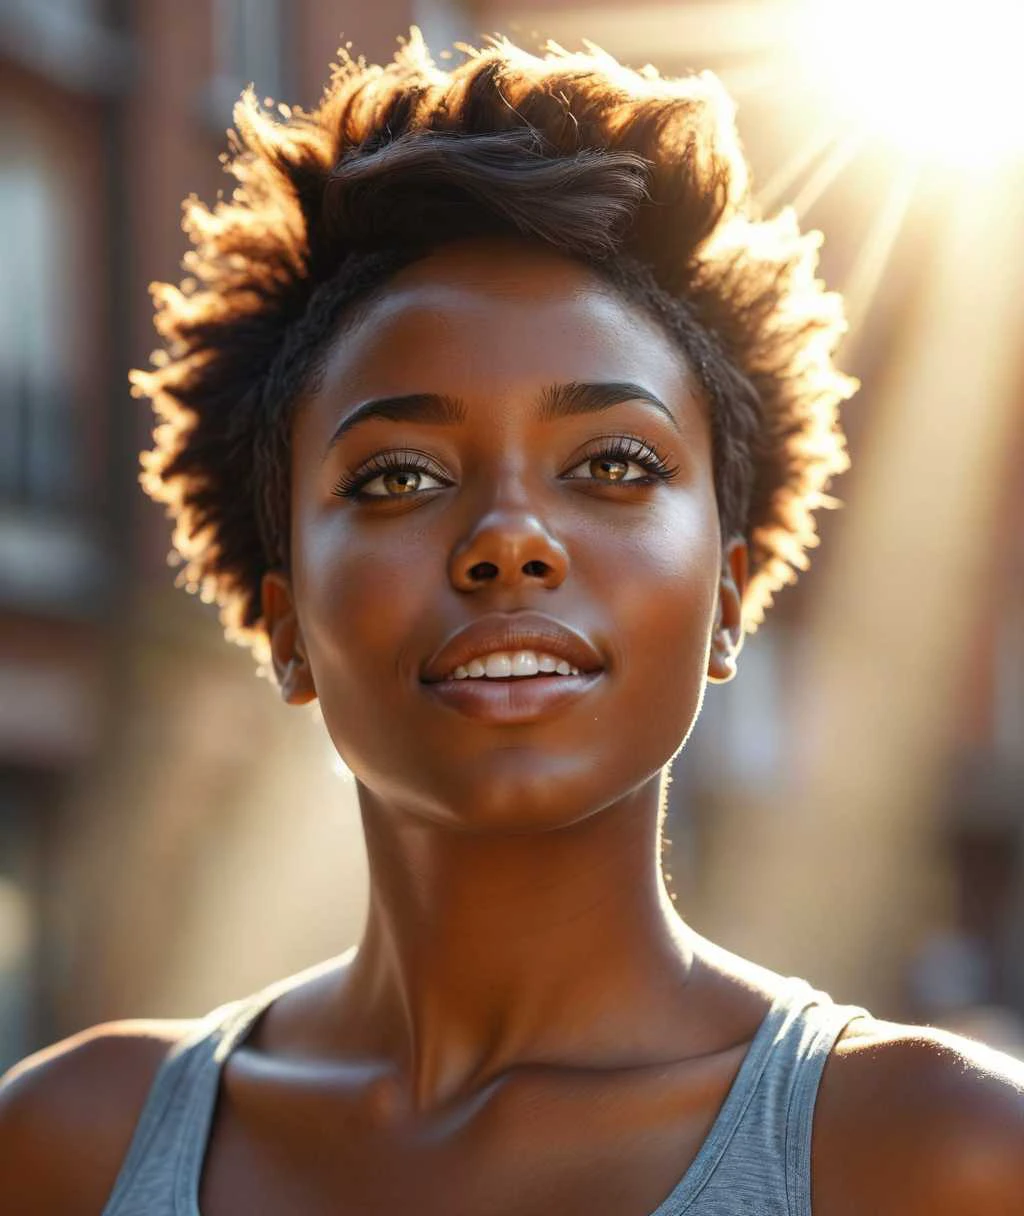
0,1016,199,1216
0,955,351,1216
813,1014,1024,1216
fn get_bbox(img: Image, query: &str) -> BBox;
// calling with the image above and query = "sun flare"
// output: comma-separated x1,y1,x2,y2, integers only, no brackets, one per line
799,0,1024,166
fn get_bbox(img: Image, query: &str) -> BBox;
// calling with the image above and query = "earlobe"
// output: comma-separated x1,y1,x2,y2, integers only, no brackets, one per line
261,570,317,706
707,536,748,685
708,637,740,683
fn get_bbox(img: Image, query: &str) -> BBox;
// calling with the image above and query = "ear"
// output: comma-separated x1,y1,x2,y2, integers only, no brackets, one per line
261,570,317,706
707,536,748,685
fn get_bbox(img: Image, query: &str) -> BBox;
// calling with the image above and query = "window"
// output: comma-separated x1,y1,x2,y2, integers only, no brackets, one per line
0,110,76,510
213,0,284,101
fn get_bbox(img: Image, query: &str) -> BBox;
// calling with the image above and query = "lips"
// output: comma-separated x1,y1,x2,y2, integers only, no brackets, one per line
421,612,605,685
423,669,601,725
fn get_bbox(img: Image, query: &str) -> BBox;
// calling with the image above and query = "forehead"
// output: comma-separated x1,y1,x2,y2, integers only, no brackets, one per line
310,241,701,418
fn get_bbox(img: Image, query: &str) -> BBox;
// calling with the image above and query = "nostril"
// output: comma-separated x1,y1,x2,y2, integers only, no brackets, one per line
469,561,499,582
523,560,548,578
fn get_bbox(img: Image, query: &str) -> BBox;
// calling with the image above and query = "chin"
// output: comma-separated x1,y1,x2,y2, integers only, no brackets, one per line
370,746,665,835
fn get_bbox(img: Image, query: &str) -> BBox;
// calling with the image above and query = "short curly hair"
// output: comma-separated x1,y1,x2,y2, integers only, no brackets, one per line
130,30,855,665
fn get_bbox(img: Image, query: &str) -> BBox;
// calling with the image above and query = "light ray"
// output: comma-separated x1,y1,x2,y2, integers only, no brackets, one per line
755,123,843,215
789,130,863,219
840,162,920,346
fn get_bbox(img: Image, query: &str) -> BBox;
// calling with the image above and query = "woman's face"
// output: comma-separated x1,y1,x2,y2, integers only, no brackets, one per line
267,238,744,831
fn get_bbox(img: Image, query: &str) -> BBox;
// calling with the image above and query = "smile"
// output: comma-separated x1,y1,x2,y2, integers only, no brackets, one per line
448,650,581,680
423,668,602,725
420,611,605,722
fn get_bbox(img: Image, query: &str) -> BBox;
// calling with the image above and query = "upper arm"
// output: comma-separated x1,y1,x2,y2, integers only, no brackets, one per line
0,1019,195,1216
813,1017,1024,1216
934,1035,1024,1212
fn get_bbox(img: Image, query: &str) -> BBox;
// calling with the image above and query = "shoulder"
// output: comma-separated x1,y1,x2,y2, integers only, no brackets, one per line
812,1013,1024,1216
0,1016,199,1216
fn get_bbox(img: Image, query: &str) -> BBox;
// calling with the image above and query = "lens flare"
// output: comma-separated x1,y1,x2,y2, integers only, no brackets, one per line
800,0,1024,166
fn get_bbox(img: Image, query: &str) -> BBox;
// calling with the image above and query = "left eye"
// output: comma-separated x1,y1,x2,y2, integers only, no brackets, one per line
562,454,650,483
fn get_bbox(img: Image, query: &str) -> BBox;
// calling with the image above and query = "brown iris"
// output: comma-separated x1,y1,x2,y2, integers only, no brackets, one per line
384,470,422,494
591,456,629,481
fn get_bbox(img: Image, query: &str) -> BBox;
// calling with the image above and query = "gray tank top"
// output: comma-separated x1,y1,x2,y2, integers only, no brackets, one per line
101,973,869,1215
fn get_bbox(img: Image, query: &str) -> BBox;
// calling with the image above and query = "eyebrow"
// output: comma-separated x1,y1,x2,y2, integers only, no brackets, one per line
323,380,680,457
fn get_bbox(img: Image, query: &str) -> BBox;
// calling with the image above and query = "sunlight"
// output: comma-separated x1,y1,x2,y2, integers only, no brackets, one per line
800,0,1024,167
754,123,842,214
788,130,864,217
839,162,918,343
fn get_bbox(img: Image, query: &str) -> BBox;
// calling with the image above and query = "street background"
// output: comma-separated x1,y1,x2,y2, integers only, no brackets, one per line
2,0,1022,1069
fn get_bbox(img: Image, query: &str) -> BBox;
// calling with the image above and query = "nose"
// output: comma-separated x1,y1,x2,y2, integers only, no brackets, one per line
449,507,569,592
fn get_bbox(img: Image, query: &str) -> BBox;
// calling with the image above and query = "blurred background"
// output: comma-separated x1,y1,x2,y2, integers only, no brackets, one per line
1,0,1022,1071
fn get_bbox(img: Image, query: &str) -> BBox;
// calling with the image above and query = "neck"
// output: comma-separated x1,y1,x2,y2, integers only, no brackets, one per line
344,775,703,1112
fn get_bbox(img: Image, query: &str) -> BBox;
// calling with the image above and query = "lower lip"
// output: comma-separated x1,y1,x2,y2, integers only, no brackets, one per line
422,672,602,724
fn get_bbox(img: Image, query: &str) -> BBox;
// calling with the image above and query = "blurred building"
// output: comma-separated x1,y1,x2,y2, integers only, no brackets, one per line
1,0,136,1067
1,0,1021,1071
0,0,471,1070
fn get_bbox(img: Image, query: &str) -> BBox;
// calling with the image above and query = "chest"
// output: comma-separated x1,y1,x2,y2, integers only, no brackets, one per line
196,1051,747,1216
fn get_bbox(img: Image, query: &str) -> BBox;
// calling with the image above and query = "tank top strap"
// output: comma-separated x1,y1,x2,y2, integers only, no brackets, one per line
101,984,281,1216
651,976,870,1215
780,984,871,1216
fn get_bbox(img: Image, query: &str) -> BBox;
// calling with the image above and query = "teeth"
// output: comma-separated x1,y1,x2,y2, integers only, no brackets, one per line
484,653,513,678
447,650,583,680
511,651,538,676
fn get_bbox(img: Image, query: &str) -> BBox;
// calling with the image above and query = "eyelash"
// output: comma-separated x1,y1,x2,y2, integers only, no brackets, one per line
331,434,681,500
331,448,441,499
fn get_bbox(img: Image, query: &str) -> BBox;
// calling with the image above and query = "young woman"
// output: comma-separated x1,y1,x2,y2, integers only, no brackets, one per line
2,31,1022,1216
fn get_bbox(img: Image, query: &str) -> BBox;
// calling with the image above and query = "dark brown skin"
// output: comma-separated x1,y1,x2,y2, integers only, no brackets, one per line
2,239,1022,1214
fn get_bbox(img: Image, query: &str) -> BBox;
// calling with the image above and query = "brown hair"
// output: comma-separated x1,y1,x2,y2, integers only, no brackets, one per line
130,31,856,664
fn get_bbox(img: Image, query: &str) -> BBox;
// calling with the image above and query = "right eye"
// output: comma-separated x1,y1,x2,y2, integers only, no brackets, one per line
332,451,451,500
355,467,448,498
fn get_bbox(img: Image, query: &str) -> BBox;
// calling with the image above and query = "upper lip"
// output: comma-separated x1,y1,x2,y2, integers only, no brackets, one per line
421,612,605,683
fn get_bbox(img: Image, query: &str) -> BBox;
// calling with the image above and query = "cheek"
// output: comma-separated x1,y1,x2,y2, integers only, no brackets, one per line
591,491,720,665
587,493,721,759
292,506,432,728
